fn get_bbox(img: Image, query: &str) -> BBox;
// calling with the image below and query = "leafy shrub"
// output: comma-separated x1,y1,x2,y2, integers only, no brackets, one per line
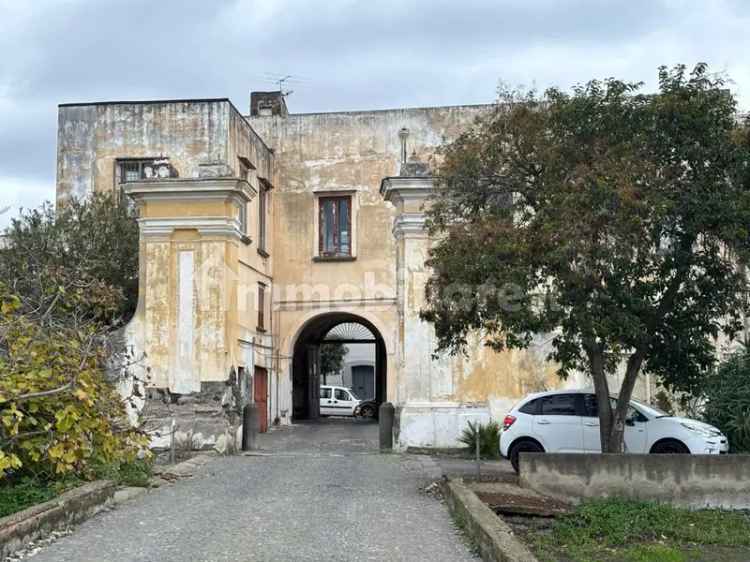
703,349,750,453
0,289,149,480
458,420,500,458
0,195,148,483
0,477,59,517
116,459,152,487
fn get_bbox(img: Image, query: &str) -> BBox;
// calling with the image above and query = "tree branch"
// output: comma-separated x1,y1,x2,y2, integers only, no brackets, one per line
3,381,73,404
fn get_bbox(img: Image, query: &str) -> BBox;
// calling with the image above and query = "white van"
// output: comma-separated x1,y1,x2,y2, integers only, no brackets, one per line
320,385,361,417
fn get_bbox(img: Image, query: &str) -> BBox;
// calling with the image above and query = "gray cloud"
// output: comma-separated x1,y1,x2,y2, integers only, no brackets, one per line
1,0,749,228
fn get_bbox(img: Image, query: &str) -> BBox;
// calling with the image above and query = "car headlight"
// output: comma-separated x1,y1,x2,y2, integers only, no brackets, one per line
680,422,715,437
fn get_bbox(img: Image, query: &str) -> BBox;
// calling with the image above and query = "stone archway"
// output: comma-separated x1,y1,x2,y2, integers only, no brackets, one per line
291,312,387,421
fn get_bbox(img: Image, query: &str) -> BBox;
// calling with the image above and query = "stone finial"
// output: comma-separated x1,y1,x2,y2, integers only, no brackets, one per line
398,127,410,165
400,149,431,177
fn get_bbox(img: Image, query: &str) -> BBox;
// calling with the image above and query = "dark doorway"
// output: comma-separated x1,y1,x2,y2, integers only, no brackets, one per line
292,313,386,421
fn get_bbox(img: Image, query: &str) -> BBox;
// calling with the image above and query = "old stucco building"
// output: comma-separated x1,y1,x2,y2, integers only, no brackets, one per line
55,92,599,450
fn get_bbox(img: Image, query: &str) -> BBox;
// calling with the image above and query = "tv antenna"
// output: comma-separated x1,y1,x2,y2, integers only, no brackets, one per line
260,73,311,99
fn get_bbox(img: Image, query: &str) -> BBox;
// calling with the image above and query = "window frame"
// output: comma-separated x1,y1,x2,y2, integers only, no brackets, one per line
519,398,540,415
116,158,157,183
583,394,648,423
258,185,268,256
238,201,248,237
257,282,266,332
539,393,580,416
114,158,158,205
318,195,352,258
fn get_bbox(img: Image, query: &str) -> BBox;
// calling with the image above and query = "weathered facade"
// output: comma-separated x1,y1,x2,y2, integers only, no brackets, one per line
55,92,649,451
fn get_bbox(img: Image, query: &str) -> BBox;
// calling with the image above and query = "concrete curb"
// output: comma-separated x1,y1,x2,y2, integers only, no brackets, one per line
442,478,538,562
0,480,115,560
156,453,214,478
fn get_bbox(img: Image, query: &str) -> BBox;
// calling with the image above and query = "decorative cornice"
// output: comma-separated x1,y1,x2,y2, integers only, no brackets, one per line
123,177,257,203
392,213,428,237
138,217,245,239
379,176,434,202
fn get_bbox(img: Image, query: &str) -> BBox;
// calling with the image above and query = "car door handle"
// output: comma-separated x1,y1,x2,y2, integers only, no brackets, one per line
584,422,599,427
537,420,551,425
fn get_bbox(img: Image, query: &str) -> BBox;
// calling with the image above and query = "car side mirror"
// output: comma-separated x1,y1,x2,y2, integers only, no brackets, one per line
625,418,635,427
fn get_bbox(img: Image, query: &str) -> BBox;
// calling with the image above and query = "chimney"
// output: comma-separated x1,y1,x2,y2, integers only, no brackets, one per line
250,91,289,117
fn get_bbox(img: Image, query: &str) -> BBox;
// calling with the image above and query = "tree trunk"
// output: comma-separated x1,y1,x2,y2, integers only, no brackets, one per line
584,340,615,452
588,344,646,453
608,349,646,453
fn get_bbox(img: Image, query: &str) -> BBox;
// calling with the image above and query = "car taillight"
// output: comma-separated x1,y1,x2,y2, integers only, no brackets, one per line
503,415,517,430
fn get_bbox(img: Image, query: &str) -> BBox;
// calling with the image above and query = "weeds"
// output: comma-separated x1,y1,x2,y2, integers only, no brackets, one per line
533,498,750,562
0,478,56,517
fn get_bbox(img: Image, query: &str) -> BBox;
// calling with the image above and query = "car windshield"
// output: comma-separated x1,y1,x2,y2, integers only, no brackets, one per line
347,388,360,400
630,398,669,418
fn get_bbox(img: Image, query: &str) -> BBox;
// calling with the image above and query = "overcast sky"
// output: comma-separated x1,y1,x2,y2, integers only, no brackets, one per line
1,0,748,228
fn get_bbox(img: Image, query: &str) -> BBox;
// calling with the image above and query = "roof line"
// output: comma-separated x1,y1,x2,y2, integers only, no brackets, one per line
247,102,494,119
58,97,233,108
57,97,274,155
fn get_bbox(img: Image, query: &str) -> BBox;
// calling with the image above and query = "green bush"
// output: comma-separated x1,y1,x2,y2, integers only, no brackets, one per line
458,420,500,458
703,349,750,453
89,458,152,487
116,459,152,487
0,477,59,517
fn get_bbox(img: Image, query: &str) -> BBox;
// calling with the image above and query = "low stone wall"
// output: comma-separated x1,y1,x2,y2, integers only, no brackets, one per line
0,480,115,559
442,478,538,562
519,453,750,509
143,382,241,455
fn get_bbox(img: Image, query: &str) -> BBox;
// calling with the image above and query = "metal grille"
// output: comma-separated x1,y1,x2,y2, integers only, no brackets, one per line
323,322,375,341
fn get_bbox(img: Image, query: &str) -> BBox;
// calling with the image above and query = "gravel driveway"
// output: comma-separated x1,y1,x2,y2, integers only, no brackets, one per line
26,419,477,562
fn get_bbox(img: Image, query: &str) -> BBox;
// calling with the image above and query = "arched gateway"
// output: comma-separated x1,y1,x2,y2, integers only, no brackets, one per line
291,313,387,420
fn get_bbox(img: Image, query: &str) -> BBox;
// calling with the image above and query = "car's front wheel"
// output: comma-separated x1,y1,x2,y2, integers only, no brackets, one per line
650,439,690,454
509,439,544,473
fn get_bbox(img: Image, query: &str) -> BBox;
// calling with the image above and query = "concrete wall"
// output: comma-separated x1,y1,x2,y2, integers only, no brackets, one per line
57,99,274,202
520,453,750,509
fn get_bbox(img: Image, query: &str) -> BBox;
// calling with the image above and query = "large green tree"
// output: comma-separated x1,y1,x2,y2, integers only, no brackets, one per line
422,64,750,452
0,193,139,328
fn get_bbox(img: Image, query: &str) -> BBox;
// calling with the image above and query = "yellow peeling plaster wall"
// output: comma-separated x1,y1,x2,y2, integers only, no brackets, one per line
124,180,257,394
57,100,277,410
55,95,653,449
249,107,495,417
250,105,566,447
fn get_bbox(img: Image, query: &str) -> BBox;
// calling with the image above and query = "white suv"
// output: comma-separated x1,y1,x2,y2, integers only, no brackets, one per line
500,389,729,472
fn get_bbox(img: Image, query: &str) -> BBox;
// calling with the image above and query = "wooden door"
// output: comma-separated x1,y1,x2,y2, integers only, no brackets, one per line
254,367,269,433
